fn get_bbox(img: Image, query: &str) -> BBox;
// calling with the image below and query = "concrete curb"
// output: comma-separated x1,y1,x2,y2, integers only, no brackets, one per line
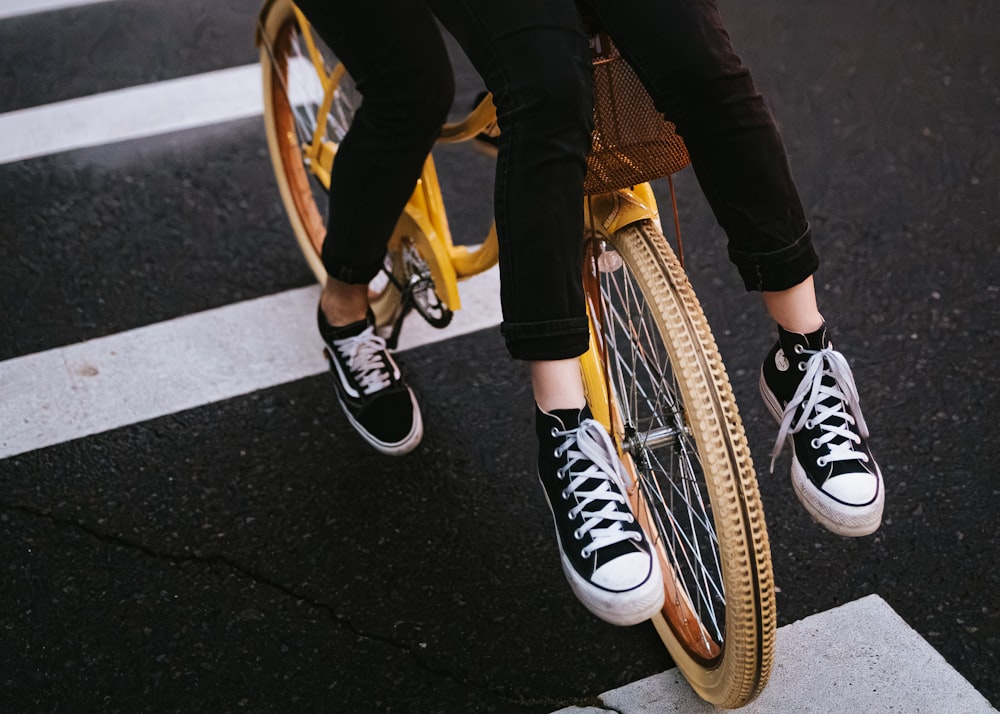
553,595,997,713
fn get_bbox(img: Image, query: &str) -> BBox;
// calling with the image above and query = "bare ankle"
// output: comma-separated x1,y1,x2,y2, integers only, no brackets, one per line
321,278,369,327
530,359,586,412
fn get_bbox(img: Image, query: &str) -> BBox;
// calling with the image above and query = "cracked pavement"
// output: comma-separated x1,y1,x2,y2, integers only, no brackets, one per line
2,0,999,712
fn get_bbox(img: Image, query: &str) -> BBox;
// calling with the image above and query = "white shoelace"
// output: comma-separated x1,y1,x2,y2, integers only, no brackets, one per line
770,347,870,473
334,326,395,395
553,420,642,558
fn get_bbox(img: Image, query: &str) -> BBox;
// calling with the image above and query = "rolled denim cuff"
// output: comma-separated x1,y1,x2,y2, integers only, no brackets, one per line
500,317,590,361
323,252,386,286
729,224,820,292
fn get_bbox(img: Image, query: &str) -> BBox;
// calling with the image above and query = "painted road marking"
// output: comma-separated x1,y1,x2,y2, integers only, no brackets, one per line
0,268,501,459
0,65,265,165
0,57,332,165
0,53,504,459
0,0,118,20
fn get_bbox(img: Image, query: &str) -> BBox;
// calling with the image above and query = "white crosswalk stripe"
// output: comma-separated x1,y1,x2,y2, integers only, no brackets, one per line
0,271,500,459
0,0,119,20
0,65,264,165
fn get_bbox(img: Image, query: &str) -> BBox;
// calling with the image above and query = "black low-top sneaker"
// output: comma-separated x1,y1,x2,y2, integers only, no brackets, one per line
536,405,664,626
759,324,883,536
318,306,423,455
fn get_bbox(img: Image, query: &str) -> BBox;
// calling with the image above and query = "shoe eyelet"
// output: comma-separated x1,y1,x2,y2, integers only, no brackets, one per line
798,362,807,371
627,514,635,524
805,419,814,429
550,427,558,437
810,438,820,449
580,547,591,559
794,344,805,354
573,528,583,540
816,456,828,467
553,449,560,458
561,489,570,500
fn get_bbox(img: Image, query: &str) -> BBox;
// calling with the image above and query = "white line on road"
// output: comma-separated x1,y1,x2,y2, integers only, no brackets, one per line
0,269,501,459
0,0,118,20
0,64,264,165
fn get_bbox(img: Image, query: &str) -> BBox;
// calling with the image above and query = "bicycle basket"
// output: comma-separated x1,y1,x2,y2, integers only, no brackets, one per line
585,29,691,195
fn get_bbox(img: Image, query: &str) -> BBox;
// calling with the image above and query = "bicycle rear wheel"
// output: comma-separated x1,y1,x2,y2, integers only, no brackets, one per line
582,218,775,708
259,0,342,284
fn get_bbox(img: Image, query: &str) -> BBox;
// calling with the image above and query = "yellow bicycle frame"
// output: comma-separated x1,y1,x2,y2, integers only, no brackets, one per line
261,1,663,435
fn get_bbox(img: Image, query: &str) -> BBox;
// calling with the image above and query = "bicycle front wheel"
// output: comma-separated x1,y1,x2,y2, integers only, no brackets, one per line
582,218,775,708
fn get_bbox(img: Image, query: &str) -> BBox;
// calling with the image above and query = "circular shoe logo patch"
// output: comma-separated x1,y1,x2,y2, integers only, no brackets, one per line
775,348,790,372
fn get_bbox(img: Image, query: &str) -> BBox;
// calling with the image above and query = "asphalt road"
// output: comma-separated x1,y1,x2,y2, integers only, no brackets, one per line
1,1,998,712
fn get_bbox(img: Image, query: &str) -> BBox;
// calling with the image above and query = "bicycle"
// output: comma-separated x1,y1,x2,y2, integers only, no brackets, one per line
256,0,776,707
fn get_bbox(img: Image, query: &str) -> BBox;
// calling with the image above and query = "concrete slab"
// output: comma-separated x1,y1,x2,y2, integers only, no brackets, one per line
553,595,997,713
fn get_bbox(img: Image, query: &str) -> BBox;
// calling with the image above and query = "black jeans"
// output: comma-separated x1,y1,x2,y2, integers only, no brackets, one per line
295,0,455,286
301,0,818,361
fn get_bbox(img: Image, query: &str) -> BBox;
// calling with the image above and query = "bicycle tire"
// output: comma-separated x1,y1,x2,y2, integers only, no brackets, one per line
259,0,333,285
583,218,775,708
258,0,430,327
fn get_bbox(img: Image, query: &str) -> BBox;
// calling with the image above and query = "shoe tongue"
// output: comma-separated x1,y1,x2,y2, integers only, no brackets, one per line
778,323,830,355
539,405,636,562
535,404,593,441
548,407,584,430
327,316,369,341
318,306,375,342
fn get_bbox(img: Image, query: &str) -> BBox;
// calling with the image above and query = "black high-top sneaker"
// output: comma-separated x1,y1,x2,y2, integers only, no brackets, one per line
759,324,883,536
318,306,423,455
536,405,664,625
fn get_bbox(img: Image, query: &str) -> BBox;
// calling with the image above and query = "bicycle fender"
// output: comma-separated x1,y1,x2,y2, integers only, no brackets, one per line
585,183,661,238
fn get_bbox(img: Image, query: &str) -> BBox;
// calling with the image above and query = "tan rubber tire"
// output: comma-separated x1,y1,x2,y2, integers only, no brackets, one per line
589,218,776,708
259,0,329,285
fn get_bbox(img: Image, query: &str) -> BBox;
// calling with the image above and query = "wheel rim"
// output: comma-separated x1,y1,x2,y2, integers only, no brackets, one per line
264,13,360,271
589,237,727,665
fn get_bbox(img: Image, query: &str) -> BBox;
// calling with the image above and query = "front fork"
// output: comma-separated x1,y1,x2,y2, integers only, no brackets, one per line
580,183,662,433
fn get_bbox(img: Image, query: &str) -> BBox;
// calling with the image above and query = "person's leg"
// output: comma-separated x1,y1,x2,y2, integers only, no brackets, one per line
428,0,663,624
585,0,816,293
530,359,585,411
295,0,454,454
428,0,594,362
588,0,883,535
762,277,823,335
297,0,455,322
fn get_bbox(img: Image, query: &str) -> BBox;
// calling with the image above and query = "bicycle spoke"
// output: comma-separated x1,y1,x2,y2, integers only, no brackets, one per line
594,243,727,644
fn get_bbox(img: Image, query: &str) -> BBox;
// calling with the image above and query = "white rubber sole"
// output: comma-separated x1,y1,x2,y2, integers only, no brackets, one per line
759,370,884,537
789,458,884,537
337,388,424,456
539,474,665,626
559,547,665,627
